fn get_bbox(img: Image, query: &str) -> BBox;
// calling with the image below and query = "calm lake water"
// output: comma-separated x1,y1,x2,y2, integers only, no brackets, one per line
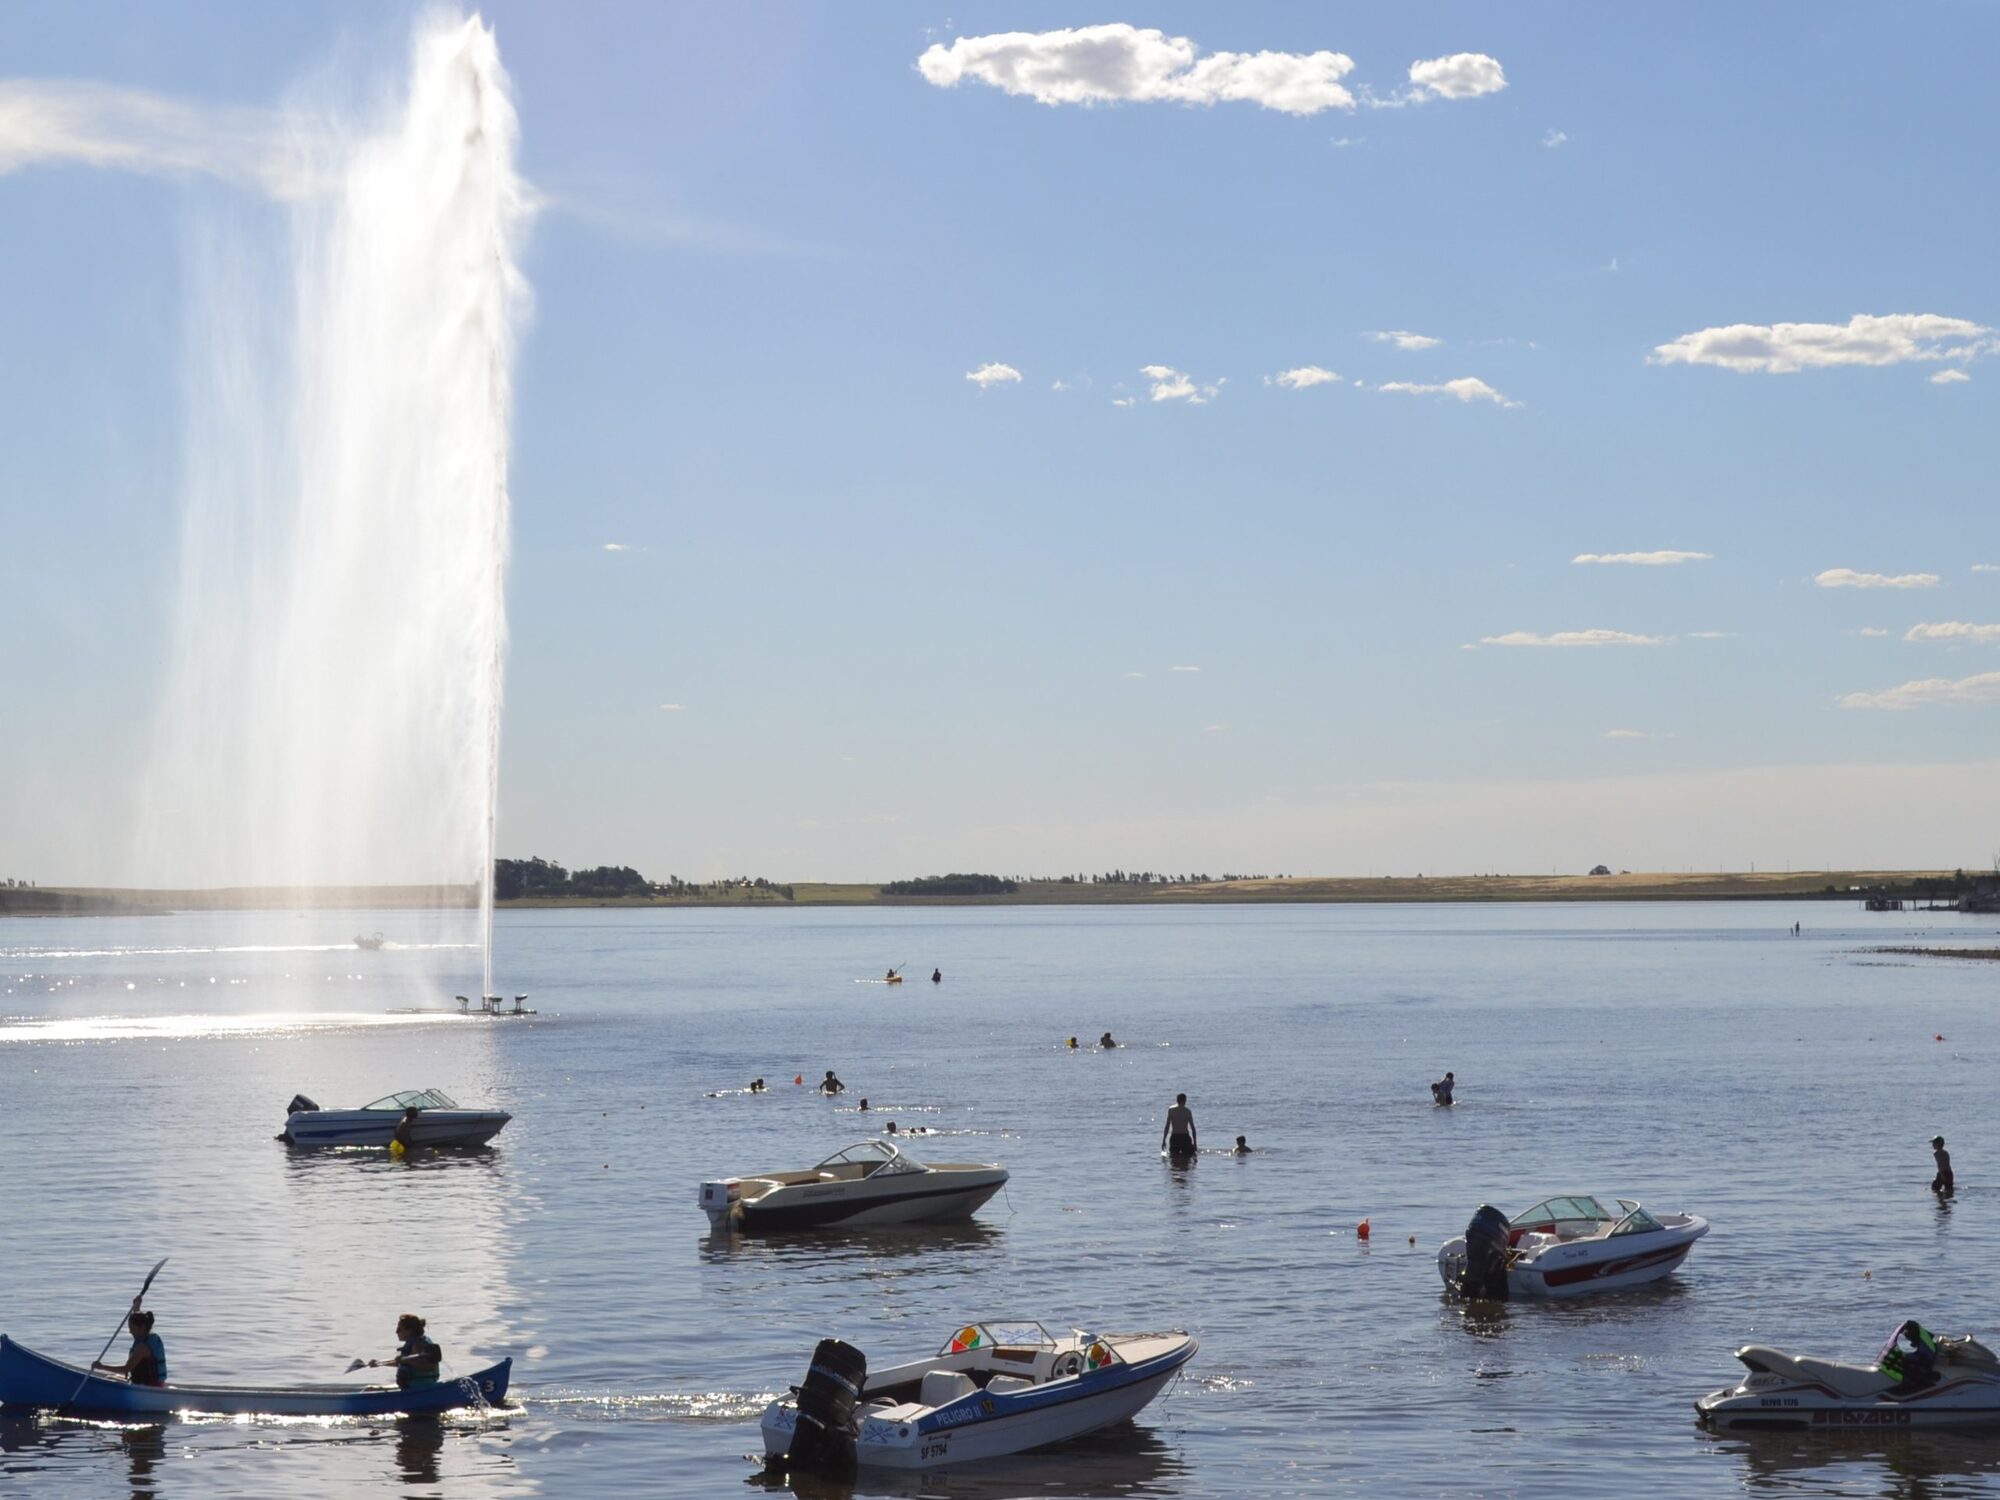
3,900,1998,1498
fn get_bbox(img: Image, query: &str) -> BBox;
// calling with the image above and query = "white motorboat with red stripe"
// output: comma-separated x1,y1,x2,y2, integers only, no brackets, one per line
700,1140,1006,1232
762,1321,1195,1473
1439,1194,1709,1299
1697,1321,2000,1431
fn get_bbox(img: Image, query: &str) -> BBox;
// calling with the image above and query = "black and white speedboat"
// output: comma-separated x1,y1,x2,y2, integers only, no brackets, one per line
1697,1321,2000,1431
699,1140,1007,1232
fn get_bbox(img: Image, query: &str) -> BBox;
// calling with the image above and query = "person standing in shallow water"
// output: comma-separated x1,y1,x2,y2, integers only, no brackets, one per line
931,968,942,984
1161,1093,1197,1161
1431,1072,1455,1106
1932,1135,1955,1197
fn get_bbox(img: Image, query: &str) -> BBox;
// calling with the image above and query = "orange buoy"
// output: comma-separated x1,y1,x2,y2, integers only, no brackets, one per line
795,1074,804,1085
1356,1218,1371,1240
1936,1034,1945,1042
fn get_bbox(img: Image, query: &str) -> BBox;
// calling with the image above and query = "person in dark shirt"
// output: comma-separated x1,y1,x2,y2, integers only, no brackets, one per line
1100,1032,1117,1049
93,1305,166,1387
1232,1135,1252,1155
1932,1135,1955,1197
1431,1072,1455,1106
371,1314,441,1389
931,968,942,984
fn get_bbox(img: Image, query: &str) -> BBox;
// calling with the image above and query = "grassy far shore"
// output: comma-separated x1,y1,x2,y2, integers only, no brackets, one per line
1,869,1984,914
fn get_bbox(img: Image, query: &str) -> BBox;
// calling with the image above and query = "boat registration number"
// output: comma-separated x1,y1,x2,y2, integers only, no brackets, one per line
920,1439,950,1460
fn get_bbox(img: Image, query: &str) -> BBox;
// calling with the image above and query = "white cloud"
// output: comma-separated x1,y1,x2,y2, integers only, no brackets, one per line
1123,670,1146,679
1111,396,1136,408
1652,313,1992,374
1141,365,1217,404
1838,671,2000,710
1858,627,1891,637
1171,665,1201,673
1905,622,2000,643
1572,550,1712,566
658,703,687,711
1975,564,2000,573
1329,136,1361,148
1604,729,1653,739
1380,376,1519,408
1685,631,1734,640
1543,128,1568,148
1475,629,1670,648
916,25,1358,115
1814,568,1940,590
966,361,1022,388
1202,723,1225,732
602,542,637,552
1268,365,1341,389
1406,53,1508,101
1931,368,1972,385
1367,329,1441,351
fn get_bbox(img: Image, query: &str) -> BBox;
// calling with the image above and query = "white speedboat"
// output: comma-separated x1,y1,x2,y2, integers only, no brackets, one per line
700,1140,1006,1232
762,1321,1196,1473
1698,1321,2000,1431
1439,1194,1708,1299
278,1088,511,1148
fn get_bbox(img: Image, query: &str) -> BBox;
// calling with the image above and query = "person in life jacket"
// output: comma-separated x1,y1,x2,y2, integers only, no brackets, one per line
1878,1320,1941,1389
371,1314,442,1389
94,1304,166,1387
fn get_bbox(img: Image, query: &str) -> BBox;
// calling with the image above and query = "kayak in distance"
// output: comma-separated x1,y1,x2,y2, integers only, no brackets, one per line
0,1335,511,1418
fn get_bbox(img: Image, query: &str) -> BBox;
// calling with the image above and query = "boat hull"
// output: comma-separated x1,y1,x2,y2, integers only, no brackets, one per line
1439,1218,1707,1299
1697,1378,2000,1431
0,1336,509,1418
763,1336,1194,1469
281,1110,511,1148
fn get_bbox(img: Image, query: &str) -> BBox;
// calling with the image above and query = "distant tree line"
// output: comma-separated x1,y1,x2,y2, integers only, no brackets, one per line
1037,871,1274,885
495,857,793,901
880,873,1019,897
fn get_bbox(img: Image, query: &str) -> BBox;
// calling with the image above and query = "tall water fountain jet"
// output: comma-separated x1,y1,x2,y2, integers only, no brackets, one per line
137,15,529,996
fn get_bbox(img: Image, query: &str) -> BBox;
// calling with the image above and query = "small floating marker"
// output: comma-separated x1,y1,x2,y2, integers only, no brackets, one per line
1864,1269,1872,1279
1408,1235,1417,1246
1936,1034,1945,1041
795,1074,804,1085
1356,1218,1371,1240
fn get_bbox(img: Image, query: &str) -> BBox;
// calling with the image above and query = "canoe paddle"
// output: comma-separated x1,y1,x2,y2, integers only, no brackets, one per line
70,1257,168,1407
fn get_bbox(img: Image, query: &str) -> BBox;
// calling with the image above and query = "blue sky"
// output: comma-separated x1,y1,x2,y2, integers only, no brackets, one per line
3,4,1998,882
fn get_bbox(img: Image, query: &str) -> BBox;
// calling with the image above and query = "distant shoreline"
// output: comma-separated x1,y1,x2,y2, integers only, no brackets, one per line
3,870,1982,915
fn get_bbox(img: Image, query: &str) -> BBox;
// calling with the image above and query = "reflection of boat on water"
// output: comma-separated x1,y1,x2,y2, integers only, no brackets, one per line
279,1089,511,1148
701,1218,1004,1265
1697,1321,2000,1431
353,932,387,950
1440,1195,1709,1299
0,1335,510,1418
763,1322,1195,1474
701,1141,1007,1232
751,1422,1189,1498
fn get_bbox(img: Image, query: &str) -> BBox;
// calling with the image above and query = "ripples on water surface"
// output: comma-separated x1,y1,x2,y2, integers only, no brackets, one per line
1,902,1998,1497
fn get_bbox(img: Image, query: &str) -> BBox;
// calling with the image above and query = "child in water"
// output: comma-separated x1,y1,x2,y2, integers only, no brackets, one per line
1932,1135,1955,1197
1233,1135,1252,1155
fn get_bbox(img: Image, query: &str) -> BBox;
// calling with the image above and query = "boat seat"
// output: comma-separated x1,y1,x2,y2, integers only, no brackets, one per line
984,1375,1034,1395
1738,1346,1895,1398
918,1369,979,1408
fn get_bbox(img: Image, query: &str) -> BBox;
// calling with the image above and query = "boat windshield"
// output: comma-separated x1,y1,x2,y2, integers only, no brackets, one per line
813,1140,924,1177
937,1321,1057,1356
1514,1196,1612,1226
362,1089,460,1111
1609,1200,1663,1236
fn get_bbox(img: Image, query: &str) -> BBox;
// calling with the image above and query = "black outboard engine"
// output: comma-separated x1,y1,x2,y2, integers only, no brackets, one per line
286,1094,320,1116
1460,1204,1512,1300
772,1338,867,1476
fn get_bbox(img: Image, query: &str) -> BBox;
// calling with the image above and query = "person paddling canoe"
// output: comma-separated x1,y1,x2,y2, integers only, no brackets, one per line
92,1303,166,1387
369,1314,441,1389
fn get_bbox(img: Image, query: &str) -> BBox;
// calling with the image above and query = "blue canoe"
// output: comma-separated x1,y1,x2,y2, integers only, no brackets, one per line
0,1335,510,1418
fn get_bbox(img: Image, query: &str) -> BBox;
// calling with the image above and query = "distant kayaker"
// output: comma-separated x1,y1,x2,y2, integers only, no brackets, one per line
1233,1135,1252,1155
820,1070,845,1096
931,968,942,984
1431,1072,1455,1107
93,1304,165,1387
391,1106,420,1155
1100,1032,1117,1049
370,1314,441,1389
1932,1135,1955,1197
1161,1093,1197,1161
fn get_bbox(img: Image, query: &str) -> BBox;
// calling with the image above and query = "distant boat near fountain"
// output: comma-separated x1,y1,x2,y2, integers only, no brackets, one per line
385,993,536,1018
353,932,388,951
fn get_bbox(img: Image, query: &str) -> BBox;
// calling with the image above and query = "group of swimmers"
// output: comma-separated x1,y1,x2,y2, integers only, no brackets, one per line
93,1307,442,1393
1065,1032,1117,1050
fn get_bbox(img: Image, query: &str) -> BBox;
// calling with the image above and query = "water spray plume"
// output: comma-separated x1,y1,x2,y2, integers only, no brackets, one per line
136,14,530,997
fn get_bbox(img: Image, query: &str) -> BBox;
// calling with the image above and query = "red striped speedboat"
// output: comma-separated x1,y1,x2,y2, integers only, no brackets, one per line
1439,1194,1709,1299
0,1335,510,1417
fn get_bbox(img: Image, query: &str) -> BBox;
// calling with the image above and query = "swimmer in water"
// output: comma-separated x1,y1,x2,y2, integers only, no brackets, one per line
1233,1135,1252,1155
1161,1093,1197,1161
820,1070,845,1096
858,1098,869,1111
1933,1135,1955,1198
749,1078,766,1093
1431,1071,1455,1106
1067,1036,1079,1050
1100,1031,1116,1049
884,1120,898,1135
931,967,942,984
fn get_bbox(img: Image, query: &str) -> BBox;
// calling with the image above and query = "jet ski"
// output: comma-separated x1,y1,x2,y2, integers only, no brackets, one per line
1697,1320,2000,1431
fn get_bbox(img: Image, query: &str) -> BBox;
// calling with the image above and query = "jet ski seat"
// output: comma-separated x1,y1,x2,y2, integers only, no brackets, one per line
1737,1346,1896,1398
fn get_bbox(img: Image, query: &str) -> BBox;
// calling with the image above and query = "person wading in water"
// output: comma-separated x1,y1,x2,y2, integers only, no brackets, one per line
1161,1093,1197,1162
1932,1135,1955,1198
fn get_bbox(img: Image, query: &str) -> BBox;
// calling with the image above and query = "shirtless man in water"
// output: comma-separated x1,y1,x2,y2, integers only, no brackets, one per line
1161,1093,1197,1160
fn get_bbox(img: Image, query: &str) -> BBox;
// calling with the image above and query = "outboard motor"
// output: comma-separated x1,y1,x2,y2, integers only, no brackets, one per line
1460,1204,1512,1300
772,1338,867,1477
286,1094,320,1116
